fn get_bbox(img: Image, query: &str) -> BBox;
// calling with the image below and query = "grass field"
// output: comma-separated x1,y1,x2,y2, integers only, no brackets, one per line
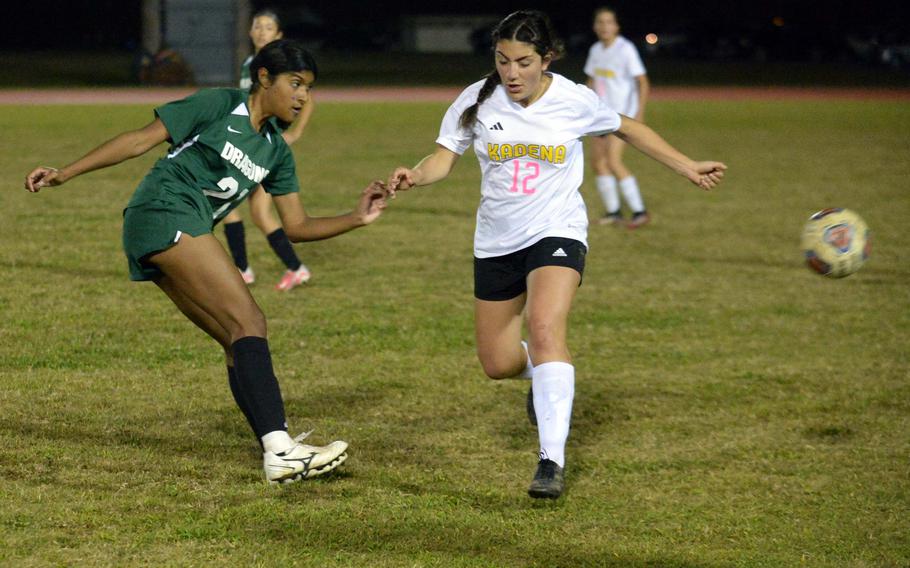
1,98,908,567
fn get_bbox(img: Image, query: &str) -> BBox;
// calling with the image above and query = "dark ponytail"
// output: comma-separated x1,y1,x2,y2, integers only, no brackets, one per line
249,39,318,93
458,10,565,129
459,71,501,130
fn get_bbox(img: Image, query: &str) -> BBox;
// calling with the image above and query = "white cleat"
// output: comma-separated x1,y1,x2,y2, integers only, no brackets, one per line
240,267,256,285
263,432,348,484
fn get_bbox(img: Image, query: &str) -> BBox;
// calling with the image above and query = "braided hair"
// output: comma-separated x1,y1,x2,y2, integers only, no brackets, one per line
459,11,566,130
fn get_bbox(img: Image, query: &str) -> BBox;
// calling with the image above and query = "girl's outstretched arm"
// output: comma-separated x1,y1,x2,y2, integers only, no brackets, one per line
613,116,726,191
25,118,170,192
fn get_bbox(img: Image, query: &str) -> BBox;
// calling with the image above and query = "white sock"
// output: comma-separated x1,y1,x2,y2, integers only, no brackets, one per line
532,361,575,468
519,340,533,380
619,176,645,213
261,430,295,454
596,175,620,214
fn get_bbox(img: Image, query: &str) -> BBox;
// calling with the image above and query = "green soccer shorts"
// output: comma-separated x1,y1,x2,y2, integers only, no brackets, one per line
122,199,212,281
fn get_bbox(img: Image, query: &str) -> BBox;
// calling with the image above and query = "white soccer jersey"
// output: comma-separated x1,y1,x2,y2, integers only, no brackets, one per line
584,36,646,116
436,73,622,258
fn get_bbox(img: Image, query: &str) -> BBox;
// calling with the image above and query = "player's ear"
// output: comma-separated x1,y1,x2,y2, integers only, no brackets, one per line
257,67,272,88
541,52,553,71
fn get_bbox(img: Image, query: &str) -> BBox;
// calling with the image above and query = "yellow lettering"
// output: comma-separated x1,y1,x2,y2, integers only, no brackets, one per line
555,145,566,164
528,145,540,159
487,143,500,161
514,144,527,158
540,145,553,163
501,144,513,160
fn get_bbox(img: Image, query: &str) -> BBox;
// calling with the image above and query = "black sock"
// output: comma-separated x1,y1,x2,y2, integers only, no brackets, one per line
224,221,249,271
232,337,288,439
266,228,302,271
227,365,258,436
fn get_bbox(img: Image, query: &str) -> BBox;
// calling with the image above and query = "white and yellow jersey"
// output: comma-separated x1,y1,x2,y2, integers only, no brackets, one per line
583,36,646,116
437,73,622,258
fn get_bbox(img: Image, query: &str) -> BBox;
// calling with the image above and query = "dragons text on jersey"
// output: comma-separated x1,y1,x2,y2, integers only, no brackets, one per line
220,141,270,183
126,88,299,225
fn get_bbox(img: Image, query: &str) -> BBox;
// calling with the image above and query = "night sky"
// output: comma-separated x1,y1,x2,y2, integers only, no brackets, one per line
4,0,906,52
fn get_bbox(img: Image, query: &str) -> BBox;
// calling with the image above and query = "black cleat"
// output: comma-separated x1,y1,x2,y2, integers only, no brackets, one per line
528,459,565,499
526,386,537,427
626,211,651,230
597,212,624,226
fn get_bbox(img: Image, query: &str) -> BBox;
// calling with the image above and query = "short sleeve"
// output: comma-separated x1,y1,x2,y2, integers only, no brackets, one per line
586,95,623,136
583,45,597,78
435,83,483,155
262,146,299,196
627,43,646,77
155,89,234,145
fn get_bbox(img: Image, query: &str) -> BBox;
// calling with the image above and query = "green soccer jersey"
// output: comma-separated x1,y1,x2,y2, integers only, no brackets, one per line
239,55,253,90
127,88,298,225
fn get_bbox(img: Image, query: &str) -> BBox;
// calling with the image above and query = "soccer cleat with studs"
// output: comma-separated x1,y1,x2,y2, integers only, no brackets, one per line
276,265,311,291
263,432,348,484
597,212,624,226
626,211,651,230
528,458,565,499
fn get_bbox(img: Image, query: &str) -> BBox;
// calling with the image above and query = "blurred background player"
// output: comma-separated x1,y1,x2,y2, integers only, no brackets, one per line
25,40,390,484
388,11,724,499
584,6,651,228
225,9,316,290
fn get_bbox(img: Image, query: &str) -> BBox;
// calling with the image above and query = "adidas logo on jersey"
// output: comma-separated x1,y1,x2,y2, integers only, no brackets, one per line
490,122,504,131
552,248,568,257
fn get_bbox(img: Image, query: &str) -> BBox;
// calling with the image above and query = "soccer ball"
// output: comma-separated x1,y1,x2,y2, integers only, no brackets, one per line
801,208,871,278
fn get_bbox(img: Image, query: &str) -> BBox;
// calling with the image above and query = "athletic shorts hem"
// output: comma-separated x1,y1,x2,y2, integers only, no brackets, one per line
473,237,586,301
122,200,212,281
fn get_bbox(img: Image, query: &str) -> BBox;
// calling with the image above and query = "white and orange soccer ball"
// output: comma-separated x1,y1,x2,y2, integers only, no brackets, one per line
801,208,871,278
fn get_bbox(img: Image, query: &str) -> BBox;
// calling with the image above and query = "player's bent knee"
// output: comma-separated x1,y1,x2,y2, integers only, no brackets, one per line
229,306,268,339
477,352,519,380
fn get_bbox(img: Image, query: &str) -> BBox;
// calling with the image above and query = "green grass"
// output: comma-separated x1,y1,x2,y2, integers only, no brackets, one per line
1,99,908,567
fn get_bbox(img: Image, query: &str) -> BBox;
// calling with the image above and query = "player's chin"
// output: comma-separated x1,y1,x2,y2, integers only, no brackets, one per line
279,109,298,123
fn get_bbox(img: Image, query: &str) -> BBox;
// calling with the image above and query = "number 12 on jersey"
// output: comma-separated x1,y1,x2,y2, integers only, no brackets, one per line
509,160,539,195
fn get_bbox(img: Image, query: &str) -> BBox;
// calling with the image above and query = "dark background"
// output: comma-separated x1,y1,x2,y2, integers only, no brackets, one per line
7,1,907,55
5,1,909,86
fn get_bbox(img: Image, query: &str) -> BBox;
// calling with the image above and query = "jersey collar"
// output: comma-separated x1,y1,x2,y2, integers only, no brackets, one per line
232,100,276,143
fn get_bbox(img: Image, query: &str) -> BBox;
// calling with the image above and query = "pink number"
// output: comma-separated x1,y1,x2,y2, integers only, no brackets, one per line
509,160,539,195
509,160,520,192
522,162,539,194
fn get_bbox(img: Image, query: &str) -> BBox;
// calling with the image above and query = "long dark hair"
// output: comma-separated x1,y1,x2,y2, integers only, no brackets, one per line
458,11,565,129
248,39,318,93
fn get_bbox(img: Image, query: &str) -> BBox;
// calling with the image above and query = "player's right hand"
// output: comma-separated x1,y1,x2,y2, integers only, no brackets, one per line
387,167,416,198
25,166,63,193
355,180,389,226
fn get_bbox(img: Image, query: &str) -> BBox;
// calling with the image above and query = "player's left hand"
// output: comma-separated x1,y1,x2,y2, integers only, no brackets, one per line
687,161,727,191
355,180,390,225
25,166,64,192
